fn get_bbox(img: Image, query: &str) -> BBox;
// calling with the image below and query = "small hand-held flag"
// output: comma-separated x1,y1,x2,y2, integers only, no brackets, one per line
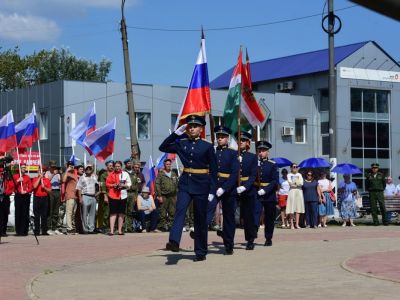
15,106,39,150
83,118,116,162
0,110,17,153
69,104,96,150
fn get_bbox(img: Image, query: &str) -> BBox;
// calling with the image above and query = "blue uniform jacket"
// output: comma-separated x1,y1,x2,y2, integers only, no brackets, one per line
159,133,217,195
215,145,239,193
257,158,279,202
239,150,258,191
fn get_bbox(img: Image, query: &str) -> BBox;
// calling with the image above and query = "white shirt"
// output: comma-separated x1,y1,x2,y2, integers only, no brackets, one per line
119,171,132,200
279,178,290,195
384,183,397,197
287,173,303,188
318,179,331,192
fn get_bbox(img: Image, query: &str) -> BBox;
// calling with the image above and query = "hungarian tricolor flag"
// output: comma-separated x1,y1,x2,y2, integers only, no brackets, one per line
223,48,268,135
175,29,211,128
241,49,268,128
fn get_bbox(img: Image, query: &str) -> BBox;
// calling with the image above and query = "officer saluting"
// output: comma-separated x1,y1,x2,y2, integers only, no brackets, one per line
159,115,217,262
236,131,258,250
255,141,279,246
206,126,239,255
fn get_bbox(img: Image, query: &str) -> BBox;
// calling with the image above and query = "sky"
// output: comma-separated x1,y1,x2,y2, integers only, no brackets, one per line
0,0,399,87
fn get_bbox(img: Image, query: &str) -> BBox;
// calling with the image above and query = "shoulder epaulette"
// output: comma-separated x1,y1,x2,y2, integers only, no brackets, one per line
268,159,276,164
180,138,188,141
228,147,237,151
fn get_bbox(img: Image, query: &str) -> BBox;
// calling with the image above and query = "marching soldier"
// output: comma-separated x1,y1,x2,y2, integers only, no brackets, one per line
236,132,258,250
160,114,217,262
155,158,179,231
208,125,239,255
365,163,388,226
124,158,137,233
255,141,279,246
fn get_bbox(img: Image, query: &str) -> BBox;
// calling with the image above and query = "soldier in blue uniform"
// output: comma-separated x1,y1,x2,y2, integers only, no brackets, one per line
255,141,279,247
206,125,239,255
159,115,217,262
236,131,258,250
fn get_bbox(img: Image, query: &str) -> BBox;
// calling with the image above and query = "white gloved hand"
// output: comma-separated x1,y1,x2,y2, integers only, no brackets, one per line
174,124,187,136
208,194,214,202
236,186,246,194
258,189,266,196
216,188,224,197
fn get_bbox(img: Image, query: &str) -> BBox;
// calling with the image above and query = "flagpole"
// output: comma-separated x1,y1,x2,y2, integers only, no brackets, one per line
208,113,215,145
237,47,243,187
27,147,32,176
15,147,23,190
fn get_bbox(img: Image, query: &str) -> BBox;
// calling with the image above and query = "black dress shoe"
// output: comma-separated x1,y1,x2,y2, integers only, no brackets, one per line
264,239,272,247
383,223,389,226
245,243,255,250
225,249,234,255
189,230,195,240
41,232,50,236
216,229,224,239
193,256,206,262
166,241,180,252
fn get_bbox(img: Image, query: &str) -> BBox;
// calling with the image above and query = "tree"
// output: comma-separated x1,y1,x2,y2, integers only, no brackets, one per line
0,47,111,92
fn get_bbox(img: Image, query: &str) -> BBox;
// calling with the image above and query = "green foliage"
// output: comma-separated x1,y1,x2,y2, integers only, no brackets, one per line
0,47,111,92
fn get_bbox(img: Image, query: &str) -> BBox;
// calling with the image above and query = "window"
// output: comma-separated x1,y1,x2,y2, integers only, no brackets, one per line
126,113,151,140
136,113,151,140
171,114,178,131
319,90,329,155
295,119,306,143
38,112,48,140
350,88,391,190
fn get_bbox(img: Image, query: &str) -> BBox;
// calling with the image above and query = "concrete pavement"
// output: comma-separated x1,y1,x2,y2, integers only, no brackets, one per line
1,226,400,299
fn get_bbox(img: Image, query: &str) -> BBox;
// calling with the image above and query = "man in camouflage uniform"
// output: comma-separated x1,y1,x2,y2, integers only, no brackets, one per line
155,159,178,231
366,163,388,226
124,158,138,232
96,160,114,232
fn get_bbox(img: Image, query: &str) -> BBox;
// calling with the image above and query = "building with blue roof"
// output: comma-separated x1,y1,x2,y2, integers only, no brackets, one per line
211,41,400,189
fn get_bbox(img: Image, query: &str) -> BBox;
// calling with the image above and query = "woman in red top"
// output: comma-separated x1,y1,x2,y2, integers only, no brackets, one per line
106,161,131,235
32,169,52,235
13,164,33,236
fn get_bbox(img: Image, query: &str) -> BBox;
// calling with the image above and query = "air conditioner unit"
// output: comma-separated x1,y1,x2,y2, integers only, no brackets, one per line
282,126,295,136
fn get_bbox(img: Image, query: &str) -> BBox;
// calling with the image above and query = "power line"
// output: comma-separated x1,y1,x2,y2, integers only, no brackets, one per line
127,5,357,32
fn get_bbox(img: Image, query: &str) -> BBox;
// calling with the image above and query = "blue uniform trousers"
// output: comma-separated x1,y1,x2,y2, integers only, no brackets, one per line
239,190,257,243
261,201,276,240
169,191,208,257
305,201,319,227
254,197,263,227
207,193,236,251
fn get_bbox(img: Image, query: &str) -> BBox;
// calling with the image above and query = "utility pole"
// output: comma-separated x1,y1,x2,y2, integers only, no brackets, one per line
121,0,140,160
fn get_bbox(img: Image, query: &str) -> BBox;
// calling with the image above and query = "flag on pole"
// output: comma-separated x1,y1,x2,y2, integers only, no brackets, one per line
68,154,80,166
222,48,243,135
142,156,156,196
241,49,268,128
0,110,17,153
155,152,176,170
15,106,39,150
83,118,116,162
175,29,211,129
69,104,96,149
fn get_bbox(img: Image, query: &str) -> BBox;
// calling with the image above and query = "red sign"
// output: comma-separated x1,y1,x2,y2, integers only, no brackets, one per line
11,151,41,171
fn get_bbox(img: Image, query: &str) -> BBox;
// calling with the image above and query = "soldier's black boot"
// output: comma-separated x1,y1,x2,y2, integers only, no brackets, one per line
264,239,272,247
245,242,255,250
166,240,180,252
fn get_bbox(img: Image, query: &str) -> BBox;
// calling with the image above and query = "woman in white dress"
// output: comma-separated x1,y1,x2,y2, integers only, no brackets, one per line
285,164,305,229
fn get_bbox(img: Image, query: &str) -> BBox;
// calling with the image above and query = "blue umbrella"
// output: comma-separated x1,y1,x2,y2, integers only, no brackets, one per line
331,163,362,174
271,157,292,168
299,157,330,168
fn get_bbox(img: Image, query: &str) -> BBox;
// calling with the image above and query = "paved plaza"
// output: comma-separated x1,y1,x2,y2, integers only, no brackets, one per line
1,226,400,299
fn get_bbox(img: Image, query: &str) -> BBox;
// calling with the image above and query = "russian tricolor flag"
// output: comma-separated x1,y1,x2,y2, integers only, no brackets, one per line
15,106,39,150
175,29,211,128
83,118,116,162
155,152,176,170
0,110,17,153
142,156,156,196
69,104,96,148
